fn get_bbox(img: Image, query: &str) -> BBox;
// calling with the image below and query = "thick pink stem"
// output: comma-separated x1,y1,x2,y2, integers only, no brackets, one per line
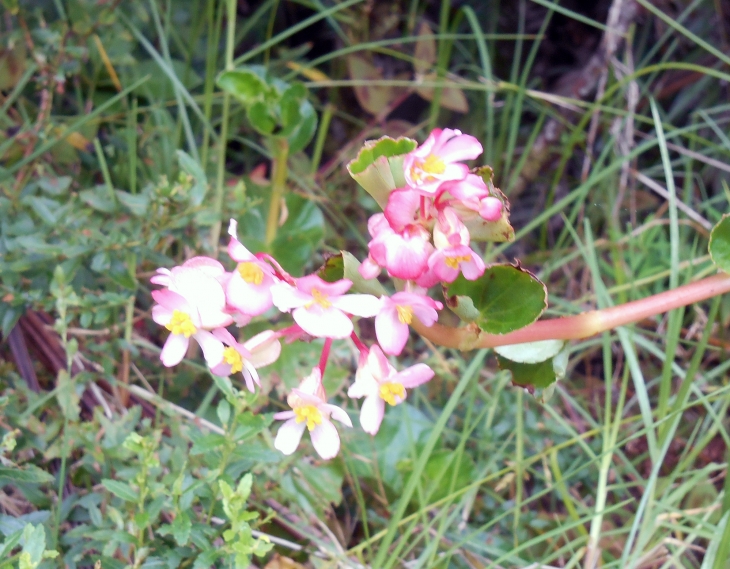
412,273,730,350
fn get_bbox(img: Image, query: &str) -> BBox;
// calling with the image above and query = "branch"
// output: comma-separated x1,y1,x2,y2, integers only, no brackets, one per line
412,273,730,350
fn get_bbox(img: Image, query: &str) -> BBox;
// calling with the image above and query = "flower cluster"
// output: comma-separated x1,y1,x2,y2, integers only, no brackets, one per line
360,128,503,287
151,129,502,460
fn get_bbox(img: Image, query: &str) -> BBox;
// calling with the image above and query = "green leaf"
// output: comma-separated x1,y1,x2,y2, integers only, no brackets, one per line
21,523,46,568
216,400,231,428
101,479,139,502
217,69,269,104
497,356,557,391
0,466,55,485
247,101,276,135
171,511,191,546
0,528,23,560
285,97,317,154
494,340,564,364
347,136,418,208
709,214,730,273
233,412,271,442
193,549,222,569
115,190,149,216
318,251,386,296
37,176,71,196
270,194,324,275
56,369,80,422
446,264,547,334
79,185,118,213
176,150,208,206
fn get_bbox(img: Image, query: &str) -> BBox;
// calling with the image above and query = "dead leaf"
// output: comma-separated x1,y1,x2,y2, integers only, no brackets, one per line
347,55,394,116
416,72,469,113
414,21,436,76
263,554,306,569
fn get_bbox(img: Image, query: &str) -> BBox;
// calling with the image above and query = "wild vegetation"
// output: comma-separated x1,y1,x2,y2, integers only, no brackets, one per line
2,1,730,567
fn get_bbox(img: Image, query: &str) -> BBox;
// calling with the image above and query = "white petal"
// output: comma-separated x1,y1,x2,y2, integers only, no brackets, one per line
194,330,225,367
359,395,385,435
375,310,409,355
160,334,189,367
332,294,381,318
310,420,341,460
274,419,306,455
271,282,310,312
323,404,353,427
293,306,353,339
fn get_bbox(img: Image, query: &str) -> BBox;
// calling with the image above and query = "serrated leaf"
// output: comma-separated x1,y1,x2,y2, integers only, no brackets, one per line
446,264,547,334
56,369,80,422
101,479,139,502
79,185,118,213
347,136,417,208
494,340,564,364
115,190,149,216
709,214,730,273
171,511,191,546
233,412,271,442
193,549,222,569
21,523,46,567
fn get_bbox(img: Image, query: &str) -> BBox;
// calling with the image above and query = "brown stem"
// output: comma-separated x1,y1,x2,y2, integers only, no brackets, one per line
412,273,730,350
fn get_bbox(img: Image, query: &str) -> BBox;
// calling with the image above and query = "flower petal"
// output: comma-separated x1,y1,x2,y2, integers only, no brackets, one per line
394,363,434,388
323,404,353,427
359,394,385,435
375,309,409,356
194,330,225,367
160,333,189,367
274,418,306,455
293,305,353,339
332,294,381,318
310,420,341,460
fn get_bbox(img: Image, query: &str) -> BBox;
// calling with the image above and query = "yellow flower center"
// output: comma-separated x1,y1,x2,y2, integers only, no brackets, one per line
444,255,472,270
294,404,323,431
396,305,413,325
412,154,446,183
223,347,244,374
165,310,196,337
237,262,264,285
306,288,332,310
379,382,406,406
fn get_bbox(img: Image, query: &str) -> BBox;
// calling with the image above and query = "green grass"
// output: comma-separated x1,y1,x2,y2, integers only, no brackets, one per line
1,1,730,568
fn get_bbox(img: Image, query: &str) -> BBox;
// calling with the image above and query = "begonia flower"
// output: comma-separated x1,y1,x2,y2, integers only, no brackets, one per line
439,174,503,222
427,208,485,283
363,213,434,281
274,368,352,459
226,220,278,316
271,275,380,339
375,292,443,355
209,328,282,392
404,128,482,195
348,345,434,435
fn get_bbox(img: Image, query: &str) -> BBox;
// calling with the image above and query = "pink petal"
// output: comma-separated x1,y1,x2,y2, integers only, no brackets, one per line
460,253,486,280
273,410,296,420
384,189,420,232
274,418,306,455
359,257,382,279
359,395,385,435
383,231,432,280
310,420,341,460
394,363,434,388
437,132,482,162
160,334,189,367
479,196,503,221
375,309,409,356
245,331,282,368
228,237,255,262
412,303,439,326
296,274,352,296
151,304,173,326
293,305,353,339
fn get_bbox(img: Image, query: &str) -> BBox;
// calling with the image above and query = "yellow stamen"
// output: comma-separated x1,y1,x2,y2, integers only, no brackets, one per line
294,404,323,431
411,154,446,183
396,305,413,325
165,310,196,337
306,288,332,310
223,347,244,374
379,382,406,406
444,255,472,270
237,262,264,285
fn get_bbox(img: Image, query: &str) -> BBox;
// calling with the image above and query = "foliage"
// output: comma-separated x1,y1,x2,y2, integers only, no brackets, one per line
2,0,730,568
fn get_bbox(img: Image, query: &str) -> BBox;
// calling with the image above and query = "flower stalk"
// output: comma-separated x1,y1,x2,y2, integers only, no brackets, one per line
265,138,289,246
411,273,730,349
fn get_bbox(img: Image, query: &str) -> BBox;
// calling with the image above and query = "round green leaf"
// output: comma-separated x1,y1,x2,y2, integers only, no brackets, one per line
446,264,547,334
217,69,268,103
709,214,730,273
497,356,556,391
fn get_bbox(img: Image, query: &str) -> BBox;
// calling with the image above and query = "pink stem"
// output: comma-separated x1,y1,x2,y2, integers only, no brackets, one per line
411,273,730,350
318,338,333,375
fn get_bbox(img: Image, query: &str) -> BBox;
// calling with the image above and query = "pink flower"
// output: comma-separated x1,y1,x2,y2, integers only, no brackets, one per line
151,289,225,368
375,292,442,355
226,220,278,316
271,275,380,339
427,208,485,283
439,174,503,222
151,263,234,367
363,213,434,281
348,345,434,435
209,328,282,392
274,368,352,459
404,128,482,195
